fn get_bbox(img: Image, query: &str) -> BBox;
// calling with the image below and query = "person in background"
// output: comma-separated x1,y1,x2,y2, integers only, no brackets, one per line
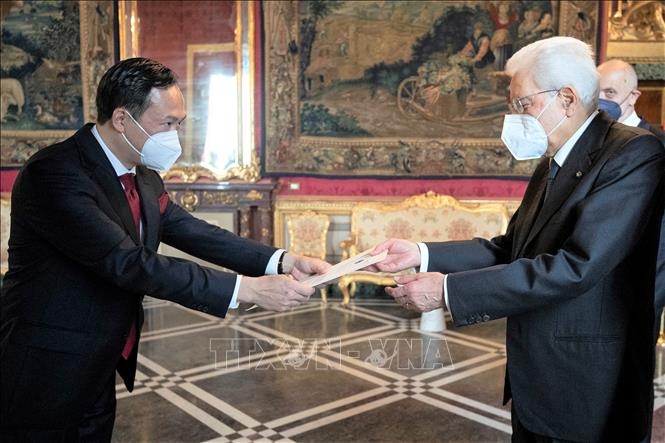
370,37,664,441
597,58,665,144
0,57,331,442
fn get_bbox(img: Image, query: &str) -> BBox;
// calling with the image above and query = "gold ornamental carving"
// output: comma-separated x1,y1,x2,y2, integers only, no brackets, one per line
246,190,264,201
609,1,665,41
163,161,261,184
203,192,239,206
179,191,199,212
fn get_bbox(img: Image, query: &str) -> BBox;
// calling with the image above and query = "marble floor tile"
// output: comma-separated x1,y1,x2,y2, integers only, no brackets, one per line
112,299,665,443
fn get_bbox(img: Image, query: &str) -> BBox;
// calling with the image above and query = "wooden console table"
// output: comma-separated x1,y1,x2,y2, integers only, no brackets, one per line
165,180,276,245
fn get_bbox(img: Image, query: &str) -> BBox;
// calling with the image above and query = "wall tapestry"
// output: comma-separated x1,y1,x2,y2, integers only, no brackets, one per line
263,0,600,177
1,0,115,165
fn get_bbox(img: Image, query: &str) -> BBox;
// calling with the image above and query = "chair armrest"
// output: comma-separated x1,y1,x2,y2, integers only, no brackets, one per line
339,233,358,261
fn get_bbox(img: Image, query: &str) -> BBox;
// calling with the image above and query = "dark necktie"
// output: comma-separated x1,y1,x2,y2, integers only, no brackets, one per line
544,160,560,202
119,173,139,359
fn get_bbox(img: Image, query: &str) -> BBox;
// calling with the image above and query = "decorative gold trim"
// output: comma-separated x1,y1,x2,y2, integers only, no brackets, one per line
246,190,264,201
117,0,139,60
162,160,261,183
608,0,665,42
179,192,199,212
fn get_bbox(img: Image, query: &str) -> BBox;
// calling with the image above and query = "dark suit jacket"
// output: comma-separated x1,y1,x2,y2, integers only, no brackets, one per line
637,117,665,330
638,116,665,147
427,113,665,441
0,124,277,429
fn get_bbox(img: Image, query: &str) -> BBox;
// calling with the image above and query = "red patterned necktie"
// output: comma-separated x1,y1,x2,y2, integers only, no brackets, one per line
119,173,140,359
119,173,141,236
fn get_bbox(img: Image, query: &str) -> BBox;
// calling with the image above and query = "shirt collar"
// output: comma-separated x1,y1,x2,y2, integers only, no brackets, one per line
622,110,641,127
553,111,598,168
91,124,136,176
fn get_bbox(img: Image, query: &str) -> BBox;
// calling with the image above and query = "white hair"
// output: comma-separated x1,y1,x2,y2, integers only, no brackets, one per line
505,36,599,111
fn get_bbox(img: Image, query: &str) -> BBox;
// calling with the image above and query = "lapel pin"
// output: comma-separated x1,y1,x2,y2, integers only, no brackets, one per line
575,171,583,178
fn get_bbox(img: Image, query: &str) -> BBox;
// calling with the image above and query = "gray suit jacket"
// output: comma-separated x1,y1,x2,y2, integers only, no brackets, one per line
428,113,665,441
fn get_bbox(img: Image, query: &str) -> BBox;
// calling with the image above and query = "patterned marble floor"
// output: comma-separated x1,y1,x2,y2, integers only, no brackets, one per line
113,297,665,443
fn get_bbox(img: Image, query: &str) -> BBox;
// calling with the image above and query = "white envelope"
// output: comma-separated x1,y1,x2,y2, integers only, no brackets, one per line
302,248,388,288
245,248,388,311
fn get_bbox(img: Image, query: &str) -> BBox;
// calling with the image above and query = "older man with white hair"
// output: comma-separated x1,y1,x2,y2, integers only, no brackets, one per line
371,37,664,442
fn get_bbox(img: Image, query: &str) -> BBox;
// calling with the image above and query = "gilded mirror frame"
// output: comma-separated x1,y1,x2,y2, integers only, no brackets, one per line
117,0,260,182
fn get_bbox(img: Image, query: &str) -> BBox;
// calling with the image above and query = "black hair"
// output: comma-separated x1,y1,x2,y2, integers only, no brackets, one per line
95,57,178,124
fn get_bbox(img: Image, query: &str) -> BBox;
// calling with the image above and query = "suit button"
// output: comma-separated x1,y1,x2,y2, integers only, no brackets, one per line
482,314,490,322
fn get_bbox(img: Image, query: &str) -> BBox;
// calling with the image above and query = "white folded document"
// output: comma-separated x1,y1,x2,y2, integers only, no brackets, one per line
303,248,388,288
245,248,387,311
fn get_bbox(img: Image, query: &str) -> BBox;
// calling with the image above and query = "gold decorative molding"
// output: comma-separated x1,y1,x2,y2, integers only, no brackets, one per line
163,161,261,183
609,0,665,41
203,192,239,206
246,190,264,201
179,192,199,212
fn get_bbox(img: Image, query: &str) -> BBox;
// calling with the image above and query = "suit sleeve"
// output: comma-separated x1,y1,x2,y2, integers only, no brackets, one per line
12,158,272,317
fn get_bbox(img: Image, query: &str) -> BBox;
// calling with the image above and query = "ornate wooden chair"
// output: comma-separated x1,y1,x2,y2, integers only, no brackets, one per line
286,210,330,302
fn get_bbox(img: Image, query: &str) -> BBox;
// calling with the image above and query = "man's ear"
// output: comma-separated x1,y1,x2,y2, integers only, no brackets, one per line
559,86,577,115
110,108,127,133
628,89,641,105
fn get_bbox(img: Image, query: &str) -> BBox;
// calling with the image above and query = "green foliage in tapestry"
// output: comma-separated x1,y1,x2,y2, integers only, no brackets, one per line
363,5,486,95
301,103,369,136
299,0,345,99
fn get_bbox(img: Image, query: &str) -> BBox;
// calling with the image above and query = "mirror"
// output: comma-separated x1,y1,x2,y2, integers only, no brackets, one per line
117,0,260,182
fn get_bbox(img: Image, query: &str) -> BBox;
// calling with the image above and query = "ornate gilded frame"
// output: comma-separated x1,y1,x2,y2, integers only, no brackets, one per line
263,1,600,178
1,1,115,166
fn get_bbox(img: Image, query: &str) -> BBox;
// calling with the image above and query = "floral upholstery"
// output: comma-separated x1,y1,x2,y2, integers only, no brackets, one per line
339,191,510,304
0,194,10,276
286,211,330,260
286,211,330,301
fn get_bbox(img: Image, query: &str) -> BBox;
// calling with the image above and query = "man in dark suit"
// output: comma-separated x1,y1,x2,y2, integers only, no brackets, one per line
598,57,665,443
371,37,665,441
598,58,665,327
0,58,330,441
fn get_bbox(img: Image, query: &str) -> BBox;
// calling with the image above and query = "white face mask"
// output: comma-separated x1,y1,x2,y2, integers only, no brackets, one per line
122,111,182,172
501,93,567,160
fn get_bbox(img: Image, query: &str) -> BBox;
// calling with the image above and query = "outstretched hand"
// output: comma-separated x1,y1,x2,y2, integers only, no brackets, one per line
363,239,421,273
238,275,315,312
283,253,332,281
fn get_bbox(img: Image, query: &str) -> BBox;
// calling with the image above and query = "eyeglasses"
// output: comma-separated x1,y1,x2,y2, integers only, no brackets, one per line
509,89,559,114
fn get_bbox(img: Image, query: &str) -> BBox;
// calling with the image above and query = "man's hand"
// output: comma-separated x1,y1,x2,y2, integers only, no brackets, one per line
364,239,421,273
238,275,315,312
282,253,332,281
385,272,444,313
